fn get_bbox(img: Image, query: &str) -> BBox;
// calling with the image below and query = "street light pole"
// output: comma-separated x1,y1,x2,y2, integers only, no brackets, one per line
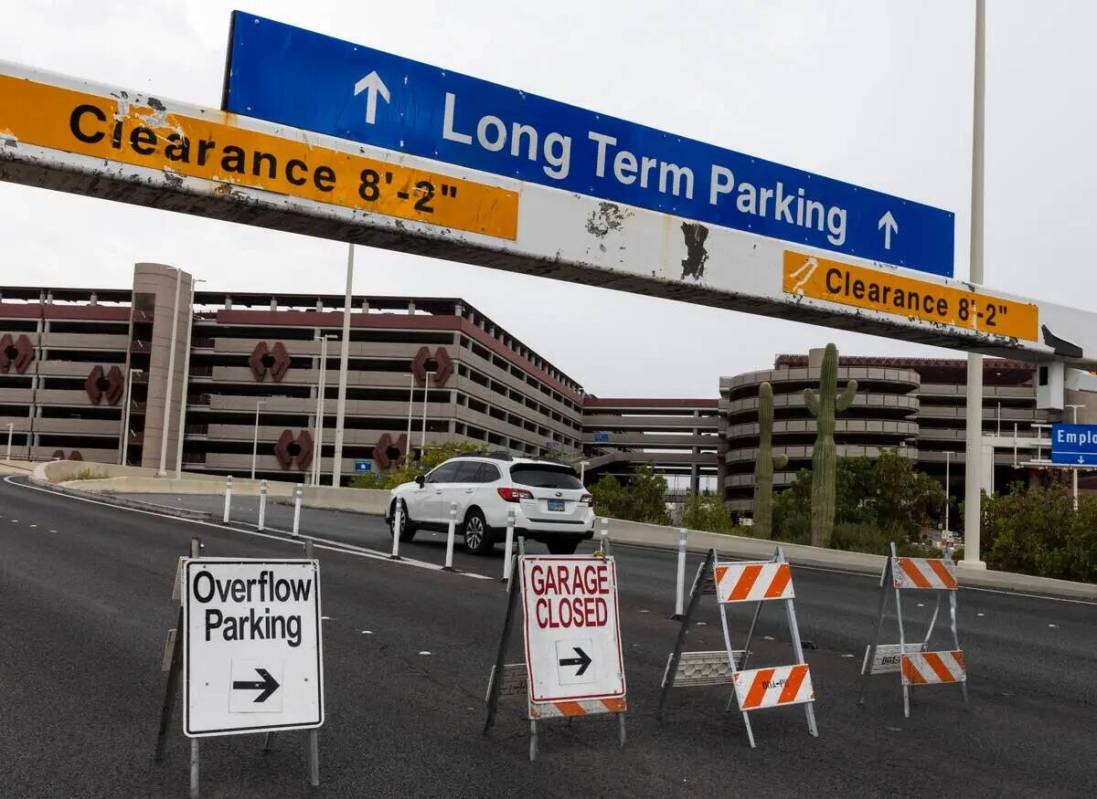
332,243,354,487
1066,404,1084,511
174,278,205,479
312,334,330,487
962,0,987,569
405,371,415,462
157,268,183,476
121,368,143,466
944,451,951,533
420,370,434,456
251,399,266,480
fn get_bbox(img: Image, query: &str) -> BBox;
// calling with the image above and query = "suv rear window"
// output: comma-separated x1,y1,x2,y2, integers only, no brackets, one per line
509,464,582,489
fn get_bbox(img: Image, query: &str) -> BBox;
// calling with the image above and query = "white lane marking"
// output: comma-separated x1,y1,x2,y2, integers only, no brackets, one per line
977,612,985,617
29,524,36,528
1048,623,1058,628
418,651,431,656
361,630,373,635
763,635,774,641
841,653,855,658
49,529,58,534
321,616,333,621
2,476,489,580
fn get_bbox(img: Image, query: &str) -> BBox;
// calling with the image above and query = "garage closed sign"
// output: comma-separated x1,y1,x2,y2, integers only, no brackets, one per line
520,556,626,704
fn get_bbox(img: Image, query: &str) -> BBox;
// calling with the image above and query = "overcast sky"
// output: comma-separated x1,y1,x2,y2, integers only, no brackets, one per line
1,1,1092,396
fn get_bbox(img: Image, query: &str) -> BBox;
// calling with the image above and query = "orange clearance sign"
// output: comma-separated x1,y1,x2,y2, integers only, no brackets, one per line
782,250,1039,342
0,74,519,240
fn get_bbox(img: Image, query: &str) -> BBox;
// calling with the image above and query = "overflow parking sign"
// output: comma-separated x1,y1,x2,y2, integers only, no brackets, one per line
184,559,324,737
520,556,626,704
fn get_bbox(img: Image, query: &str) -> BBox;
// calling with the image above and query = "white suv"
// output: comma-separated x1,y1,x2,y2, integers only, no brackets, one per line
385,454,594,555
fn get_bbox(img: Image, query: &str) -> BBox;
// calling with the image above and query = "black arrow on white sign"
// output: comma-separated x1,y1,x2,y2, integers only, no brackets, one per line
232,667,280,703
558,647,592,676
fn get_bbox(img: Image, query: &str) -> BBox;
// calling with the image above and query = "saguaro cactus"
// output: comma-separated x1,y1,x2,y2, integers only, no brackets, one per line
752,382,788,539
803,344,858,547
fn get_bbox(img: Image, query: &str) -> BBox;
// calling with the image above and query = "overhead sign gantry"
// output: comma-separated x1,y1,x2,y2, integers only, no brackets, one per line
1,13,1096,369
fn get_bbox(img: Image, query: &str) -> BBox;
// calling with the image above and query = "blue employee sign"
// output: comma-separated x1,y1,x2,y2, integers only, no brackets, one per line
223,12,955,277
354,461,372,473
1050,424,1097,466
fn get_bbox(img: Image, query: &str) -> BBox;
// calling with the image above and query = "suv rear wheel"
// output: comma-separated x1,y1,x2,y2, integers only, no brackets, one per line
462,508,494,555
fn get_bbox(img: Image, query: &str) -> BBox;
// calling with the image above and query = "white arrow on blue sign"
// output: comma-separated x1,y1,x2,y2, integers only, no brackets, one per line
222,12,955,277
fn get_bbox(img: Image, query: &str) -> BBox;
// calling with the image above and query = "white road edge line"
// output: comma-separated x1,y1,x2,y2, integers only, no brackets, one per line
3,476,490,580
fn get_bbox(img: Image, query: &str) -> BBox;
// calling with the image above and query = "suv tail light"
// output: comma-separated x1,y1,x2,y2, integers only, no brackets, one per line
497,487,534,502
580,493,593,505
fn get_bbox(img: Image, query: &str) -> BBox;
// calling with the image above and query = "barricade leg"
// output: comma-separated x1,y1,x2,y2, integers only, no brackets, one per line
617,712,626,749
189,738,199,799
858,563,892,706
784,594,818,738
950,591,969,706
895,583,910,718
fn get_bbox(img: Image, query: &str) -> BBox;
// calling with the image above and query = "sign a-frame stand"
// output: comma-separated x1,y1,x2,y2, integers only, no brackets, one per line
484,538,627,761
154,537,322,797
858,543,968,718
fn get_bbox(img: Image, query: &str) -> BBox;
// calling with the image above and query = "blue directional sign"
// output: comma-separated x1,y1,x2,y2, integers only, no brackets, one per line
223,12,955,277
1051,424,1097,466
354,461,372,473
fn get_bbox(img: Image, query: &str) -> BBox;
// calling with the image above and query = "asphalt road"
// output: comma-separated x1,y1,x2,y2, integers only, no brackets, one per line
2,477,1096,797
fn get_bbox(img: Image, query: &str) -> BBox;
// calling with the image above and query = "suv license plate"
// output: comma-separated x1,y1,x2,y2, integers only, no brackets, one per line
547,499,565,511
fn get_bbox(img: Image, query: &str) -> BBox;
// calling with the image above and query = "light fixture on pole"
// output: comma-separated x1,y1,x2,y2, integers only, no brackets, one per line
157,267,183,476
120,368,143,466
251,399,267,480
175,277,206,479
332,243,354,487
420,370,434,455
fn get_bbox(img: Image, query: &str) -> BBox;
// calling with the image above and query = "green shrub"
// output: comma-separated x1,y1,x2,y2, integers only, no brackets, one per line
681,493,736,534
590,465,671,525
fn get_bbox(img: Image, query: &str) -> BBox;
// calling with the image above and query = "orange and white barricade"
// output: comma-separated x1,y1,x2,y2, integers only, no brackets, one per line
858,542,968,717
659,547,818,748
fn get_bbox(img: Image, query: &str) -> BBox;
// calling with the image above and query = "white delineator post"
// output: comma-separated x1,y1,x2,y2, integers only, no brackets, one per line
157,268,183,477
5,421,12,461
390,503,402,559
331,243,354,488
962,0,987,570
293,483,303,536
444,501,457,571
599,517,610,555
502,508,516,582
258,479,268,532
222,475,232,523
674,528,688,619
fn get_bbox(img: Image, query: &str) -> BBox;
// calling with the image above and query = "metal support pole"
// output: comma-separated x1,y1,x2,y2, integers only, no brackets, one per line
444,501,457,570
158,268,182,477
673,528,687,619
944,451,951,533
258,480,268,532
175,278,203,479
307,729,320,787
222,475,232,524
502,508,516,583
331,244,354,488
292,483,303,536
390,503,402,559
962,0,987,570
250,399,265,481
419,371,433,455
405,371,415,461
1067,404,1083,511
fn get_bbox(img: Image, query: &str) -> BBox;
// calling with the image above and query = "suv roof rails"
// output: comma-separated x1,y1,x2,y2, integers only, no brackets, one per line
450,450,514,461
